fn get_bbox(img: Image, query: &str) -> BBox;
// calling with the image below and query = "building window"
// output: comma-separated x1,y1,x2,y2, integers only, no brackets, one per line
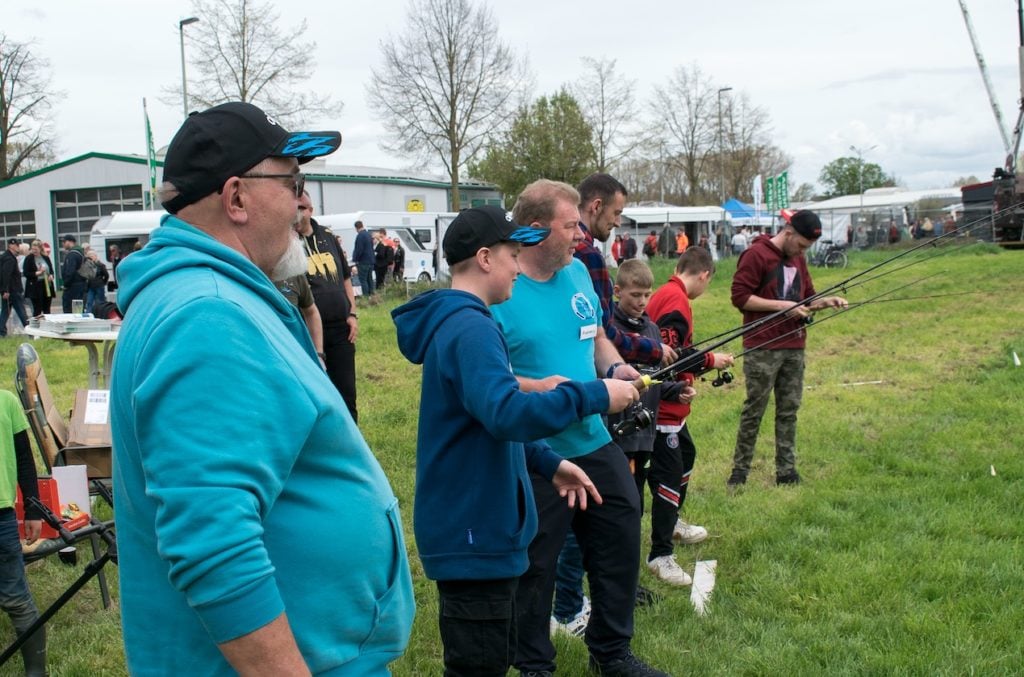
0,210,36,241
52,183,144,244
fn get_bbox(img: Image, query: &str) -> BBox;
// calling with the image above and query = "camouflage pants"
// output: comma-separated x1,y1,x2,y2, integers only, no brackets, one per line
731,349,805,476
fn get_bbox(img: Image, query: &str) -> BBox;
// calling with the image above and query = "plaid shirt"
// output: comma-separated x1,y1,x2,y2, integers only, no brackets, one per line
574,223,662,365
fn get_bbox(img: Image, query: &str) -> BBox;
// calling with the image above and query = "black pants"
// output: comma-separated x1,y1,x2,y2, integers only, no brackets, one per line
624,450,652,514
515,442,641,672
648,427,697,560
323,322,357,423
437,577,518,677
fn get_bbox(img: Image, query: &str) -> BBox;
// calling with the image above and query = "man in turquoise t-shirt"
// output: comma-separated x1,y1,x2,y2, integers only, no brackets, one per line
491,179,669,677
0,389,47,675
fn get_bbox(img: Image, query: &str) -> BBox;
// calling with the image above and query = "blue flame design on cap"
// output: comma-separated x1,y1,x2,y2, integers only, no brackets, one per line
507,227,549,244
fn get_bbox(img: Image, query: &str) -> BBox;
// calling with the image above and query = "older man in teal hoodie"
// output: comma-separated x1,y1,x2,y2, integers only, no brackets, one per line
111,102,414,675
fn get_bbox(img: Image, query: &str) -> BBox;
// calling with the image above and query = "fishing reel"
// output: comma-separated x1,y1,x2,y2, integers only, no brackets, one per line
612,402,654,438
703,369,734,388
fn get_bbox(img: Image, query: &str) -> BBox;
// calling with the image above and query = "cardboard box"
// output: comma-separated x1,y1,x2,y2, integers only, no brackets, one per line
63,389,112,477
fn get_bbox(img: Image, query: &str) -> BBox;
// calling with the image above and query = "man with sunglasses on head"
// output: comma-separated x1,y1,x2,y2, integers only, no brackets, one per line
110,102,414,675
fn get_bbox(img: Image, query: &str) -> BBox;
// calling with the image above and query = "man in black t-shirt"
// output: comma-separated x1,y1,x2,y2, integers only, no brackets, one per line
296,192,360,422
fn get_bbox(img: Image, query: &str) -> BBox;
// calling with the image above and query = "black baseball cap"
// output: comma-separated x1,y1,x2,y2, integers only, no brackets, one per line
161,102,342,214
7,238,20,247
443,206,550,266
61,234,77,243
786,209,823,240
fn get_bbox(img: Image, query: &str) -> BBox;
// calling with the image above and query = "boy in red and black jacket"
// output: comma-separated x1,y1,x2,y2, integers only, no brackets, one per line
645,247,733,586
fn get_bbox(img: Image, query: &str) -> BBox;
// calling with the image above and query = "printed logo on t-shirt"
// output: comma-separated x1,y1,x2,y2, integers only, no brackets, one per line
571,292,596,320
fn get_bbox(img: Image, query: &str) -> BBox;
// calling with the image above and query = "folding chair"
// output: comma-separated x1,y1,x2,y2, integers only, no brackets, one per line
14,343,112,480
14,343,115,609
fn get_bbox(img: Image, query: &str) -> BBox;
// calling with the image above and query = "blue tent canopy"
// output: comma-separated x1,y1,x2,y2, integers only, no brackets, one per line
722,198,756,218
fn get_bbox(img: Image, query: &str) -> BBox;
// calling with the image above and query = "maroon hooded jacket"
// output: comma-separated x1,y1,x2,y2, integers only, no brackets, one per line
731,234,816,351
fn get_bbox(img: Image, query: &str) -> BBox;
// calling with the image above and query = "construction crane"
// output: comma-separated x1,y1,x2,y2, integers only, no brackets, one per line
958,0,1024,247
958,0,1012,156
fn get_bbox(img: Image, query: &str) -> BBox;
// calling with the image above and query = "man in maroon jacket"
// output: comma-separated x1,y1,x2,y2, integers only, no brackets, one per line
727,210,846,487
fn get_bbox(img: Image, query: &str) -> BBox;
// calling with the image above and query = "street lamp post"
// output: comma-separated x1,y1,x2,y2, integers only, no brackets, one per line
717,87,733,206
179,17,201,119
717,87,732,256
849,144,877,215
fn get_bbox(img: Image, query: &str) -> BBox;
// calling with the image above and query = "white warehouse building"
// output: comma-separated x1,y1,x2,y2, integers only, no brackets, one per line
0,152,501,255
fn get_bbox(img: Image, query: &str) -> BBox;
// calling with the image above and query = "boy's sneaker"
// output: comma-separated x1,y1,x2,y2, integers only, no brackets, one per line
646,554,692,586
672,519,708,544
550,595,590,638
589,650,670,676
776,470,801,485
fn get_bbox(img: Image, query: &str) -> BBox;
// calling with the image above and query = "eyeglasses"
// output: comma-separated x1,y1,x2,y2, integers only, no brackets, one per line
238,172,305,198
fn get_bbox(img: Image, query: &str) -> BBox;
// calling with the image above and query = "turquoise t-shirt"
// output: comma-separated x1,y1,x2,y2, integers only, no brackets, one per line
491,259,611,459
0,390,30,509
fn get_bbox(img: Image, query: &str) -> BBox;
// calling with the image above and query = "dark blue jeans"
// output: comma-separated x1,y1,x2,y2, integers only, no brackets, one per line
552,531,585,622
0,509,46,675
356,264,375,296
0,293,28,335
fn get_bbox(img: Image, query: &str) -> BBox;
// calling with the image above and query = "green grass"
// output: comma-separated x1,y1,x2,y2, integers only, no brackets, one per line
0,242,1021,675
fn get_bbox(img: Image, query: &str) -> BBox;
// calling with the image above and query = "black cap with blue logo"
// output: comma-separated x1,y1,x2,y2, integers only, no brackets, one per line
161,101,341,214
443,205,550,266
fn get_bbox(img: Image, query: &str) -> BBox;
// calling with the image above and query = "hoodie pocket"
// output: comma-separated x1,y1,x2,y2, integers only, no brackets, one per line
359,498,415,655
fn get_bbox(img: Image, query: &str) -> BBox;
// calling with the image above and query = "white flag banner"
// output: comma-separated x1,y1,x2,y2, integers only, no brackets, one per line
752,175,763,217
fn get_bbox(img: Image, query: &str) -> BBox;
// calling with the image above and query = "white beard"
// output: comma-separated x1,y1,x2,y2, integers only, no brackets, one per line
270,234,308,281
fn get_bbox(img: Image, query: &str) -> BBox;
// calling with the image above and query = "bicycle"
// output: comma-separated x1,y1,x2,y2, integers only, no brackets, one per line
809,240,848,268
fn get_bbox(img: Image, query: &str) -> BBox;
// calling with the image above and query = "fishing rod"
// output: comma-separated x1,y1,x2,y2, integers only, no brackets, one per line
727,273,939,364
615,273,937,438
640,203,1017,386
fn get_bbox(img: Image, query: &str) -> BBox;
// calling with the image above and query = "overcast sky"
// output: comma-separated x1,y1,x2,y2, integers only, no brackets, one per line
7,0,1021,195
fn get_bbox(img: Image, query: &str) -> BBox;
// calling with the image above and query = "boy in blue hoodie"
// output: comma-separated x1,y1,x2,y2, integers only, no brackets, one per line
392,206,641,676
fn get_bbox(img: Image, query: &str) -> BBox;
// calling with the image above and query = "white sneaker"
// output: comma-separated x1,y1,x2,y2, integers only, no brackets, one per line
672,519,708,545
647,554,693,586
549,595,590,638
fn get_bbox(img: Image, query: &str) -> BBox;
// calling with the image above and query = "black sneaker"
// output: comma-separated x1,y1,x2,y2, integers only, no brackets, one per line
776,471,801,485
726,469,747,486
589,651,671,676
521,671,554,677
634,584,662,607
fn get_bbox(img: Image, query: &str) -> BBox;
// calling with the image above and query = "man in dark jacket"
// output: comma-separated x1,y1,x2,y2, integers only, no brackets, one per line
59,235,87,313
0,239,29,335
351,220,375,297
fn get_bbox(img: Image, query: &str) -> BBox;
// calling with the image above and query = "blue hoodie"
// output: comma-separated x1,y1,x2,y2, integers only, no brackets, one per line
392,289,609,580
111,216,414,675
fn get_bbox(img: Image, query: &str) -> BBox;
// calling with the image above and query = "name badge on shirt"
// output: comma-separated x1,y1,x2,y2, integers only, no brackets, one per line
579,324,598,341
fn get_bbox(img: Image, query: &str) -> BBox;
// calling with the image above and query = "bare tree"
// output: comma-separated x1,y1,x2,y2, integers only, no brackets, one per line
163,0,341,126
570,57,639,172
720,93,791,201
0,34,59,181
651,63,718,203
367,0,530,209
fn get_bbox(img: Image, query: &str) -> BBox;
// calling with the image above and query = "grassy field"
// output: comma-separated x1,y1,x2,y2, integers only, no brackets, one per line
0,240,1021,676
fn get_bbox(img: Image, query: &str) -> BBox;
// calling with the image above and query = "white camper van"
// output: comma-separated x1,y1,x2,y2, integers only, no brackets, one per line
89,210,165,269
316,211,458,285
